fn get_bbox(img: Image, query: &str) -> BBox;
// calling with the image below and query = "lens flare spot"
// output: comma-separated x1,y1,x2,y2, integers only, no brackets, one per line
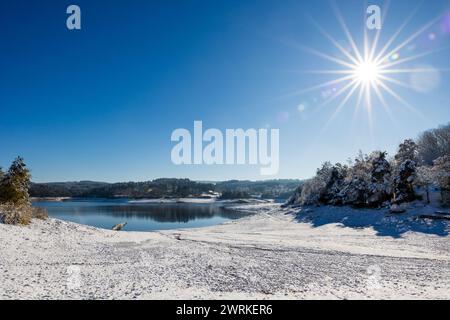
410,65,441,93
441,11,450,35
390,53,400,61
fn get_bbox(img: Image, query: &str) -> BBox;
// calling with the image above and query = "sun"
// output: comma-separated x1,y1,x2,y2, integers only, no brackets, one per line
286,2,447,129
354,60,380,84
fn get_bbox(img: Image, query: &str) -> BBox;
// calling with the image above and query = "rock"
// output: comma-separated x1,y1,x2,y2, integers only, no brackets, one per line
389,204,406,214
112,222,127,231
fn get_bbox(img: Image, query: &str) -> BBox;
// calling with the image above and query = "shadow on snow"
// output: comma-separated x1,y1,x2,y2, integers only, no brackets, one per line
292,204,449,238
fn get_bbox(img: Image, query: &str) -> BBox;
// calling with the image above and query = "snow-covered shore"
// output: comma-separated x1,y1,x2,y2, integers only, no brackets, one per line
0,203,448,300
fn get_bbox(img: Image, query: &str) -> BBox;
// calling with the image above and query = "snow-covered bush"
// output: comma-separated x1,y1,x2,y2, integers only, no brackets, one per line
432,156,450,207
297,177,323,205
0,204,48,225
392,160,417,204
294,162,348,205
395,139,418,164
337,153,371,206
285,185,303,206
298,168,328,205
292,152,392,207
289,150,413,207
317,162,348,205
0,204,31,225
416,165,435,204
367,151,392,207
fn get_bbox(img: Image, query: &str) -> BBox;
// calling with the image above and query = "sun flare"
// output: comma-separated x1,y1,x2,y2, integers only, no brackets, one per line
354,60,380,84
288,2,448,130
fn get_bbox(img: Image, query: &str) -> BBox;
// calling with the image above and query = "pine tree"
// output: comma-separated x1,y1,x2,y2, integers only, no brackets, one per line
392,160,416,204
367,151,392,207
1,157,31,205
395,139,418,164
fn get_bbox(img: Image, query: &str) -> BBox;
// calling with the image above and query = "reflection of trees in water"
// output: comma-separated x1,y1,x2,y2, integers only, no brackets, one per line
66,204,248,223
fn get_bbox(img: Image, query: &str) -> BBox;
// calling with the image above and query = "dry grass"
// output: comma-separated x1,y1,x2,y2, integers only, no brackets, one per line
0,204,48,225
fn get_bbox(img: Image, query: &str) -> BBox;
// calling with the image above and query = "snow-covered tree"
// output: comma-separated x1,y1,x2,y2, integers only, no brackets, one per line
338,153,371,206
432,156,450,206
395,139,418,164
367,151,392,207
298,162,333,205
320,163,348,205
392,160,416,204
417,123,450,165
0,157,31,205
416,165,435,204
297,177,322,205
285,184,303,206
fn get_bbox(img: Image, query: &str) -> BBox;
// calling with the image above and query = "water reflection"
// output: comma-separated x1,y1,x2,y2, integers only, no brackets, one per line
33,200,249,231
94,204,246,223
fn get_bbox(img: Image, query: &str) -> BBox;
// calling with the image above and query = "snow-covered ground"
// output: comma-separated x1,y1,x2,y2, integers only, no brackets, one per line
0,203,448,300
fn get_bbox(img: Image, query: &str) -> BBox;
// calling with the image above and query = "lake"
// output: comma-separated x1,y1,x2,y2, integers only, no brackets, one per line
32,199,249,232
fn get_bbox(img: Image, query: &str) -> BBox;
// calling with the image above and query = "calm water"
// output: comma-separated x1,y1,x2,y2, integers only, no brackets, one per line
32,199,248,232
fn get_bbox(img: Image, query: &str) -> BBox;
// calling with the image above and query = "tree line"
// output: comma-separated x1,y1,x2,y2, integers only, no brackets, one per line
30,179,300,200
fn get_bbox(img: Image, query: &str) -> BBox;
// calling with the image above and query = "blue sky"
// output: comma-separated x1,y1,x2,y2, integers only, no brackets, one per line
0,0,449,182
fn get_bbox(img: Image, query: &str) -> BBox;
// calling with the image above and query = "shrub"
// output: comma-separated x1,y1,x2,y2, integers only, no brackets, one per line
32,207,49,220
299,176,325,205
0,204,48,225
0,204,32,225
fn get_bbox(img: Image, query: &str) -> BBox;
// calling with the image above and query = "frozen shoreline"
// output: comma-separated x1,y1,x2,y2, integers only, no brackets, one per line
0,203,449,300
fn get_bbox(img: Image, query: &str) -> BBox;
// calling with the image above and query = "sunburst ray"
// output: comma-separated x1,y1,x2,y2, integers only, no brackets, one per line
331,1,364,62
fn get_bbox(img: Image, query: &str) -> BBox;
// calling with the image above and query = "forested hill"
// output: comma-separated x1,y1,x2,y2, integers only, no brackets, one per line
30,179,301,200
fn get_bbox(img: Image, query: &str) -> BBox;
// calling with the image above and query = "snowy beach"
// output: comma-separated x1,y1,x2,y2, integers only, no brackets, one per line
0,203,448,300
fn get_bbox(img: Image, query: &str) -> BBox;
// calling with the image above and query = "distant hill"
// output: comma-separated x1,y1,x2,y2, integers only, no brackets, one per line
214,179,301,200
30,179,302,200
